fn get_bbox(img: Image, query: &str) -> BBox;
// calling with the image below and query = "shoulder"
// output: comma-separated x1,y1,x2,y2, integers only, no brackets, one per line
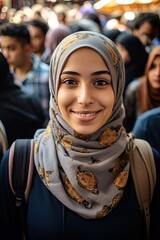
32,54,49,72
136,108,160,122
133,108,160,132
126,79,140,95
152,147,160,163
38,61,50,71
151,147,160,170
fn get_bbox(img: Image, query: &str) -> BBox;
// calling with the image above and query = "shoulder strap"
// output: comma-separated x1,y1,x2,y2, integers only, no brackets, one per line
8,139,34,240
0,120,8,155
130,137,156,240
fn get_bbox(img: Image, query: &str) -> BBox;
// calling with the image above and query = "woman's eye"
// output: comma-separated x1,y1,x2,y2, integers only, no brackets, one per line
94,80,109,86
63,79,77,85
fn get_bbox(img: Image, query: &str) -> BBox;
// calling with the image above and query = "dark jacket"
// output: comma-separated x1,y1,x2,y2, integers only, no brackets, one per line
0,148,160,240
133,107,160,153
0,52,45,148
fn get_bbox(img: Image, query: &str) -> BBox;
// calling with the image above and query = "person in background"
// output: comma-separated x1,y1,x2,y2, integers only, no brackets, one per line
132,107,160,153
115,32,148,95
0,22,50,125
0,31,159,239
84,13,104,33
27,18,51,65
0,51,45,148
130,12,160,53
45,25,71,55
124,45,160,132
104,29,121,43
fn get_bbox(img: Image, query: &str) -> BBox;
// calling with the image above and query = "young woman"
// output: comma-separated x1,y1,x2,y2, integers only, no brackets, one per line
115,32,148,96
0,31,160,240
124,45,160,132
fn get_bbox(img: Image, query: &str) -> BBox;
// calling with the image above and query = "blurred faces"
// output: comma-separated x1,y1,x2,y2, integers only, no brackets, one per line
28,25,45,57
116,43,131,64
148,55,160,90
58,48,115,135
0,36,31,69
133,22,155,47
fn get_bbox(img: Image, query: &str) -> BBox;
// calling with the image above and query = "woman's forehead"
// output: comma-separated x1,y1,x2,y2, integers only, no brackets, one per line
50,31,124,98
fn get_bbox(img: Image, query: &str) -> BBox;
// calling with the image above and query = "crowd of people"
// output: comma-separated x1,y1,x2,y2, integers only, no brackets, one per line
0,3,160,239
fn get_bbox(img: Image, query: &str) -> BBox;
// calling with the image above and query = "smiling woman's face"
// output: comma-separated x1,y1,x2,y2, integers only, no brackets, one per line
57,47,115,135
148,55,160,90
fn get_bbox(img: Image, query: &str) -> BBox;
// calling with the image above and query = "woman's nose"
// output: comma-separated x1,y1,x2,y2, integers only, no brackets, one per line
77,85,94,105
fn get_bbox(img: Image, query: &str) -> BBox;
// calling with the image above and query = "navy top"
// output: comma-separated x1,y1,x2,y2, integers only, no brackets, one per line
133,107,160,153
0,149,160,240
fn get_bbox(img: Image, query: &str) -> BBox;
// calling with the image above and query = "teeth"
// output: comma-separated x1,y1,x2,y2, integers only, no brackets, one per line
75,112,96,117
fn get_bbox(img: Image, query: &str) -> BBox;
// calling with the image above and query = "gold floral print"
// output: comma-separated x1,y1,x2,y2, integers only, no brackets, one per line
103,40,118,66
34,140,39,154
74,131,91,141
91,156,101,164
76,167,99,194
60,32,91,52
53,123,65,143
114,170,128,189
80,149,89,153
43,124,52,144
38,166,52,188
109,156,128,175
50,107,56,117
96,205,110,218
68,146,89,153
61,137,73,149
121,127,127,136
111,191,123,209
99,128,117,147
64,175,91,208
60,34,79,51
95,191,123,218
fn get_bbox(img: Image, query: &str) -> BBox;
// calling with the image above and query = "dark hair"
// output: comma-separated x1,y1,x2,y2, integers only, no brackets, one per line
131,12,160,35
0,22,30,44
85,13,102,31
27,19,49,36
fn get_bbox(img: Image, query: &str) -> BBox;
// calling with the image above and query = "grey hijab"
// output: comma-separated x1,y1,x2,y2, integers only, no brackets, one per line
34,31,129,219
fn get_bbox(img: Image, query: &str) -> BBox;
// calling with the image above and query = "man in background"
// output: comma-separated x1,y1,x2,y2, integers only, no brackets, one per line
0,22,50,125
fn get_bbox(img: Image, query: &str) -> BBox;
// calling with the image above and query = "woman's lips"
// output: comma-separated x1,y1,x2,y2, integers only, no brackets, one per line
73,111,100,121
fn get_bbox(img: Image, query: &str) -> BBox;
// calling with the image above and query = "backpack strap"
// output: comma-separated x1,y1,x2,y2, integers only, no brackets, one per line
8,139,34,240
0,120,8,155
129,134,156,240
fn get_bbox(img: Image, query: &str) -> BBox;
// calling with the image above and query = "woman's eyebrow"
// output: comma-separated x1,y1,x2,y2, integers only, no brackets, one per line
61,70,111,76
61,71,79,76
91,70,111,76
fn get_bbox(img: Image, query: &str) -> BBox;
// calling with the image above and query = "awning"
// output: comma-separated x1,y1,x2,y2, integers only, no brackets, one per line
94,0,160,14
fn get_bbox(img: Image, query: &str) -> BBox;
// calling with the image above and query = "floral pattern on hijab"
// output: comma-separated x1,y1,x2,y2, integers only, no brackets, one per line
34,31,129,219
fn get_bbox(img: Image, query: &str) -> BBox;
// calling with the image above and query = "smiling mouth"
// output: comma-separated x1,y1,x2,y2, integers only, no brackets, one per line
74,112,97,117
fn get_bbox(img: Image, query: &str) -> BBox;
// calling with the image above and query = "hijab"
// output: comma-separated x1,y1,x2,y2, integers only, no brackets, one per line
34,31,129,219
116,33,148,93
45,25,71,54
139,45,160,112
105,29,121,43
